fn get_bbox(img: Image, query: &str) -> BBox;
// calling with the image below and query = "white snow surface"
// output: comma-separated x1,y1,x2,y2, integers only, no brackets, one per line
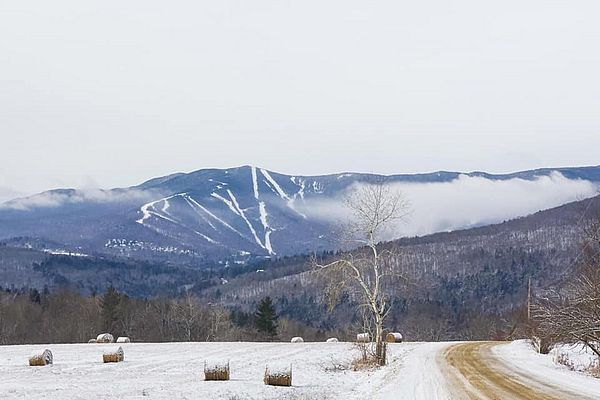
251,166,260,200
493,340,600,398
227,189,267,252
550,342,600,372
4,340,599,399
0,342,446,400
136,194,182,225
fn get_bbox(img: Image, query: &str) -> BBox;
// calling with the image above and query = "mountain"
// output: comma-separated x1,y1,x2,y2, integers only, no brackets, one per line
0,165,599,263
199,195,600,339
1,194,598,340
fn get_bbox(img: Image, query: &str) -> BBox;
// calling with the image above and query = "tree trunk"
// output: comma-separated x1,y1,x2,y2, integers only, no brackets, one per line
374,313,386,365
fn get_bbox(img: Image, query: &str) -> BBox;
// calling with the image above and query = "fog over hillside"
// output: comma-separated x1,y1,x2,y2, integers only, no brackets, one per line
301,172,599,238
0,166,598,261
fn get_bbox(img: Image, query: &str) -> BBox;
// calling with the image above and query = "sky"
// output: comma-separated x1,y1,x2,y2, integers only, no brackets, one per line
1,1,599,202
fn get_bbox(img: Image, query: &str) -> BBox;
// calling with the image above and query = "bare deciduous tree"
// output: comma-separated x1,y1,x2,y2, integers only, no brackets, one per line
533,205,600,357
314,183,409,365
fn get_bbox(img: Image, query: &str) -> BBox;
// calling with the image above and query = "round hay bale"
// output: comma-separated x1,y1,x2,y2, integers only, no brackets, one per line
96,333,114,343
116,336,131,343
204,360,230,381
29,349,52,366
264,364,292,387
386,332,403,343
290,337,304,343
356,333,370,343
88,339,97,344
326,338,339,343
103,346,124,363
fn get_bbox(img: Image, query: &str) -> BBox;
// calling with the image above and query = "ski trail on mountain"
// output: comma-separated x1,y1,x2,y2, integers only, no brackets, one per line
136,194,183,225
185,194,246,239
211,192,241,216
251,166,260,200
227,189,271,253
261,169,307,219
181,194,217,230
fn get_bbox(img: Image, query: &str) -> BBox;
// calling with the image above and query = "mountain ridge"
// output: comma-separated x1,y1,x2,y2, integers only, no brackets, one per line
0,165,598,263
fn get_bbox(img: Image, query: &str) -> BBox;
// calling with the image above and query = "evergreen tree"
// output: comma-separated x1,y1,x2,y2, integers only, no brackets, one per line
254,296,278,341
28,288,41,304
100,286,122,333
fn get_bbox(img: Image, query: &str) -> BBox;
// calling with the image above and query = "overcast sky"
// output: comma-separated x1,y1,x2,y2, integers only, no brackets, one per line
1,0,599,201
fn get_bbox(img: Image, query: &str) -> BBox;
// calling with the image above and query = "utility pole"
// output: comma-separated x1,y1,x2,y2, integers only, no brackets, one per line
527,277,532,321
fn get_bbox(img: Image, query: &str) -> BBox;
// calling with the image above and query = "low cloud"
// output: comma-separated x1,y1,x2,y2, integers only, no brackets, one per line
299,172,599,239
0,186,24,204
0,188,156,211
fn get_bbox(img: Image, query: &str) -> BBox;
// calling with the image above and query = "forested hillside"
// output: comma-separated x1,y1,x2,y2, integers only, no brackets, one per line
1,195,597,340
200,195,599,339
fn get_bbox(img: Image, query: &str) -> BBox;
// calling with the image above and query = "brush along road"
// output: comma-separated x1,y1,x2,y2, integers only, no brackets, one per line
441,341,598,400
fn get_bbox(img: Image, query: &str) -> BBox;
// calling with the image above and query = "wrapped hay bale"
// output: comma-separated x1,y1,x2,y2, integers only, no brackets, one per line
264,364,292,387
116,336,131,343
88,339,97,344
96,333,114,343
29,349,53,366
204,360,230,381
356,333,370,343
103,346,124,363
290,337,304,343
326,338,339,343
386,332,403,343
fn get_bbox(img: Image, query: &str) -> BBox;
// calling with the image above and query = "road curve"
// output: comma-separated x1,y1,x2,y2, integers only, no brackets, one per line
440,341,596,400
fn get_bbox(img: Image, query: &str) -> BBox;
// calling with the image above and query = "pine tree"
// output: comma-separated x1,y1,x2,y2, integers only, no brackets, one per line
29,288,41,304
254,296,278,341
100,286,122,333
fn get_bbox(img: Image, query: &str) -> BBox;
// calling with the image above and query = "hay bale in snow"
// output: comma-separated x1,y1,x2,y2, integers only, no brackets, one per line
103,346,124,363
326,338,339,343
88,339,97,344
356,333,370,343
96,333,114,343
116,336,130,343
290,337,304,343
204,360,230,381
264,364,292,387
29,349,53,366
386,332,403,343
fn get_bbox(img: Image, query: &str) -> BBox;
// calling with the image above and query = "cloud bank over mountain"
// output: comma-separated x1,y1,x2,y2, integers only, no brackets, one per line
0,188,156,211
300,172,599,238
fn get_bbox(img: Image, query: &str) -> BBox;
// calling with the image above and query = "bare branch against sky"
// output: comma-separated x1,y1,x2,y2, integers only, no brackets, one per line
1,1,599,197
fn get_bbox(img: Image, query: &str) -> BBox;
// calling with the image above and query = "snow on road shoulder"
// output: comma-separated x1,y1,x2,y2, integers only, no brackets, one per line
493,340,600,398
550,342,600,373
0,342,434,400
375,342,453,400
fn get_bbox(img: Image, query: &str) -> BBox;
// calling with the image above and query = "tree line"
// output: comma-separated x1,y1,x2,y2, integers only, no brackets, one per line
0,285,329,345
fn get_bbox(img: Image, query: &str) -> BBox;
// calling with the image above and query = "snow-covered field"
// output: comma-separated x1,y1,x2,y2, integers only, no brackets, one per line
2,340,600,399
0,342,432,400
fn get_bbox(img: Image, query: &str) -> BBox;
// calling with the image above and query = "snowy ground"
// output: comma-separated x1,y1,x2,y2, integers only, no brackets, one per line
0,342,426,400
1,341,599,399
493,340,600,398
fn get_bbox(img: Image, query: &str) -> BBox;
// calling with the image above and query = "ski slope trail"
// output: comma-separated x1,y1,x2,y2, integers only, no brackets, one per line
441,341,600,400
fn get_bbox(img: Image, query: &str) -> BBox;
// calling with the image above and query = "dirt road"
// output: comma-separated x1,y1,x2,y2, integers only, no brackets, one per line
440,342,596,400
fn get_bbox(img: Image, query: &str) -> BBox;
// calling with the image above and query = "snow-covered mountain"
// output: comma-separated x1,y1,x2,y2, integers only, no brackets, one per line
1,165,599,263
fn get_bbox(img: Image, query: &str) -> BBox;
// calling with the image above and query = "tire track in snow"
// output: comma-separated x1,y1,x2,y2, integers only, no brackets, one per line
441,342,596,400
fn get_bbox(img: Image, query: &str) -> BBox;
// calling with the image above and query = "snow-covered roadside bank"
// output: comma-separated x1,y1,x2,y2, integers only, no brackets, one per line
380,342,453,400
550,342,600,373
493,340,600,398
0,342,440,400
